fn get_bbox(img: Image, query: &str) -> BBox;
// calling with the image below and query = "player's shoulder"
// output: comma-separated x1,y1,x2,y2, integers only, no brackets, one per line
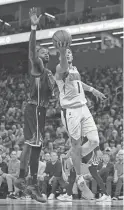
71,66,79,74
56,64,63,73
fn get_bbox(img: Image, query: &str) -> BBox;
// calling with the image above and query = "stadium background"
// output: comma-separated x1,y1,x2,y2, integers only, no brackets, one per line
0,0,123,198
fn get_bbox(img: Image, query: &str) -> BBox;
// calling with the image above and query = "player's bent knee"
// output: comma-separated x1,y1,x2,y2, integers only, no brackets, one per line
86,130,99,146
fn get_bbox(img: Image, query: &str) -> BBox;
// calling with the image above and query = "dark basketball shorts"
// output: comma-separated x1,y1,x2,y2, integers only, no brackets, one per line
24,103,46,147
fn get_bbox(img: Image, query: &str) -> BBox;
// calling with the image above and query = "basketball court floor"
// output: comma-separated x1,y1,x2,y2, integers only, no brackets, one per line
0,199,123,210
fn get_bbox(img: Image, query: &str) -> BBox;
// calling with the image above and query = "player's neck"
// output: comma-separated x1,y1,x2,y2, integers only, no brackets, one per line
44,63,47,68
68,63,72,69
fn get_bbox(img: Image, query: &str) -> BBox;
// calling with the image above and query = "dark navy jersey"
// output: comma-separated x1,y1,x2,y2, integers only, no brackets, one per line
29,67,55,107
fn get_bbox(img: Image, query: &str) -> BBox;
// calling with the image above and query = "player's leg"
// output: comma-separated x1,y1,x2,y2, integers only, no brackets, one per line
63,108,94,199
15,103,36,190
27,106,47,202
81,105,99,157
29,107,46,185
61,108,82,176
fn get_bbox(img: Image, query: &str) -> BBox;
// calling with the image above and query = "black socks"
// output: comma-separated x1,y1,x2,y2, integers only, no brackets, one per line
30,146,42,185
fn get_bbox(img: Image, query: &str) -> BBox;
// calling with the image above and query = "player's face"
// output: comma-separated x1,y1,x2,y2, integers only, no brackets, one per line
66,49,73,64
38,48,49,63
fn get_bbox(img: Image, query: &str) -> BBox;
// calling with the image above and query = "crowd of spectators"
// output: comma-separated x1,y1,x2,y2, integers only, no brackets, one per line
0,54,123,200
0,7,122,36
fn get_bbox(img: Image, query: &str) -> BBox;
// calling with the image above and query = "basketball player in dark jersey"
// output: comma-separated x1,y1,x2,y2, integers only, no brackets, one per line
15,8,55,202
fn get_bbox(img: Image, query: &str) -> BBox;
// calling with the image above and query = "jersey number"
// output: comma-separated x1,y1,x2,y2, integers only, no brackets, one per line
77,82,81,93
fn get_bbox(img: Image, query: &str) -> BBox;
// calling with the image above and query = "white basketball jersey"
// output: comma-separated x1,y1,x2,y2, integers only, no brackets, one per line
55,66,87,109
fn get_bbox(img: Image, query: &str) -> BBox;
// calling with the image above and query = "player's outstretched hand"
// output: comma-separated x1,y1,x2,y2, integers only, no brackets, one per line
29,7,42,26
56,41,70,54
92,89,106,101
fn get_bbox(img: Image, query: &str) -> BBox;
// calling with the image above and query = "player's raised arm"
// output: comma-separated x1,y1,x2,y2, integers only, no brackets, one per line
52,30,72,76
57,42,69,71
29,7,44,77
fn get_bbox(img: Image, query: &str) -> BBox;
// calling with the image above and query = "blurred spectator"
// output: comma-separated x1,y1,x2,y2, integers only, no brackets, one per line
13,145,22,159
53,132,65,150
0,154,8,174
39,151,64,200
0,124,8,138
114,114,123,129
0,151,20,198
1,152,10,165
0,147,4,156
105,123,115,141
43,132,53,152
0,136,3,146
112,150,124,200
12,125,17,135
56,121,67,136
109,140,117,161
46,104,56,117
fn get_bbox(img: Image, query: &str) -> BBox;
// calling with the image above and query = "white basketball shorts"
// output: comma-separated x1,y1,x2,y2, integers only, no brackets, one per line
61,104,97,140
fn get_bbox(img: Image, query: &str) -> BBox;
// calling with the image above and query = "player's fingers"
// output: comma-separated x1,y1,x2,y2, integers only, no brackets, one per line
101,94,106,99
64,41,67,47
56,41,61,48
66,42,70,47
60,41,62,47
56,42,59,48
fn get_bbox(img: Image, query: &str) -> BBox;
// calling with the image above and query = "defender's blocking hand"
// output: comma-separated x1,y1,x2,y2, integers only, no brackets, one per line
29,7,42,26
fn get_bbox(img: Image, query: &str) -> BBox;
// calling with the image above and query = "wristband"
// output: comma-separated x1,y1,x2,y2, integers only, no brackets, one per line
31,25,37,30
89,87,94,92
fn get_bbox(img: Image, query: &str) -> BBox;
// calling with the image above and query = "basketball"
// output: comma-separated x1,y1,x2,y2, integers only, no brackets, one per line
52,30,72,48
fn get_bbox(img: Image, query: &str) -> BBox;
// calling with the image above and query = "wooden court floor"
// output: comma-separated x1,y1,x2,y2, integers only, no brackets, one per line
0,199,123,210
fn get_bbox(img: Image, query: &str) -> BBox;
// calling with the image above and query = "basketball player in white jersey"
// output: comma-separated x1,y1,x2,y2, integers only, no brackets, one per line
55,42,106,188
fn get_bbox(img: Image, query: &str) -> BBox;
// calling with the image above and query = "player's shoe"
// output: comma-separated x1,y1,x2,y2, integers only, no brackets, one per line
57,193,72,202
14,178,26,191
77,175,94,200
112,197,118,200
48,193,55,200
26,184,47,203
7,192,18,199
96,194,111,202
